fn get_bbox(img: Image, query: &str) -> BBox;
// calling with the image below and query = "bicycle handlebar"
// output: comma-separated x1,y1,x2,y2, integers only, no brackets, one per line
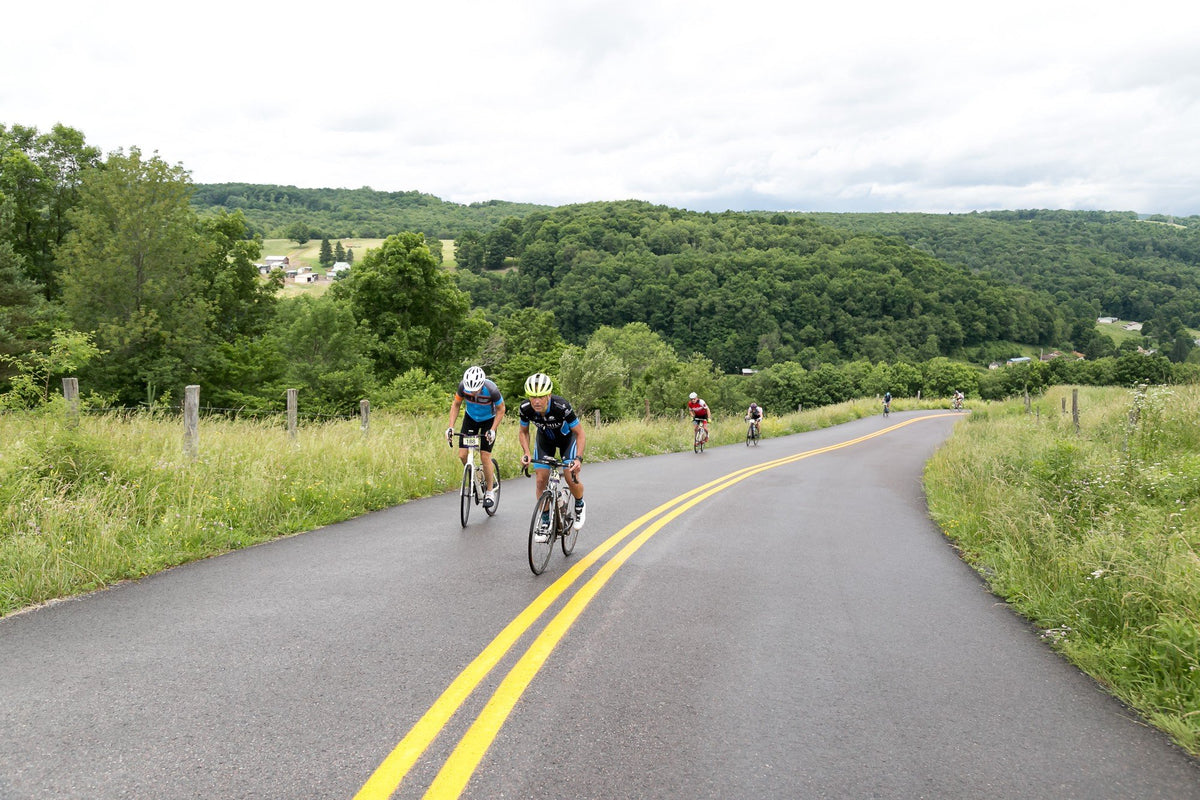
521,456,574,478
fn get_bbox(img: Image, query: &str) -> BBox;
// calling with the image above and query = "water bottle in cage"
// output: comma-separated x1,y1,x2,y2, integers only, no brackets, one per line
557,488,570,523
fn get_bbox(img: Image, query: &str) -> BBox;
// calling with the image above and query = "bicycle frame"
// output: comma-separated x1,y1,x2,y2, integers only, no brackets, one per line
453,432,499,526
524,457,579,574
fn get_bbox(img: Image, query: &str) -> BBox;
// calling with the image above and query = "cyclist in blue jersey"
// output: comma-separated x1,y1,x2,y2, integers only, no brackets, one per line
518,372,587,531
446,366,505,509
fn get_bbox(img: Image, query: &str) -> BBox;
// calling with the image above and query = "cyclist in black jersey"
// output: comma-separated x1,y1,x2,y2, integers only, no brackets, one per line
518,372,587,530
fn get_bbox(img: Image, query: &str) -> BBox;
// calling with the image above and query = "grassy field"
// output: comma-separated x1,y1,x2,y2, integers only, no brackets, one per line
260,237,386,268
926,384,1200,756
1095,319,1146,347
260,237,455,296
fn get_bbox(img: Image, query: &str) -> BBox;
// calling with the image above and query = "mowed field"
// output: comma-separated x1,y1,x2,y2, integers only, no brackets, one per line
259,238,457,297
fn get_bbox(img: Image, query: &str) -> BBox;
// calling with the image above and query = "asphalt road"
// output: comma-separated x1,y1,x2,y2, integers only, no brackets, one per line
1,411,1198,800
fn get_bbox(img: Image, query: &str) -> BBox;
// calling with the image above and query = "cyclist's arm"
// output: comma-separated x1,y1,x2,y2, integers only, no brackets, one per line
447,394,463,430
518,421,532,463
490,400,506,436
571,420,586,464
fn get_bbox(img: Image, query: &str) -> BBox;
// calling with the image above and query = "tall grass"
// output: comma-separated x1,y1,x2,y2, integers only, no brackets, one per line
0,398,899,617
926,385,1200,755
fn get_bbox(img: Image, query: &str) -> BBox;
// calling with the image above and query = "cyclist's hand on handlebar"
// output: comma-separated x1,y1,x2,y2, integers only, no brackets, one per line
520,453,531,466
445,427,454,444
485,430,495,445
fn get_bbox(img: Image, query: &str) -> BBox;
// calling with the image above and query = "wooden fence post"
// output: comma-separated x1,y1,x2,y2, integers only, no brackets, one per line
287,389,298,440
1072,388,1080,434
183,385,200,459
360,399,370,435
62,377,79,429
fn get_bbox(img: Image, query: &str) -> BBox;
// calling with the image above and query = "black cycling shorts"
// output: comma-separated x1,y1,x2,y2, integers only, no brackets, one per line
459,416,497,453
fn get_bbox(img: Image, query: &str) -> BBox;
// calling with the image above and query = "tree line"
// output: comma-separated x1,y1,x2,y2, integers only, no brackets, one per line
2,122,1195,423
190,183,547,242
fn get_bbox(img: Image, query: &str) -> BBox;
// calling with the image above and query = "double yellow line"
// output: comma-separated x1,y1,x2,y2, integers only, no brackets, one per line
354,415,943,799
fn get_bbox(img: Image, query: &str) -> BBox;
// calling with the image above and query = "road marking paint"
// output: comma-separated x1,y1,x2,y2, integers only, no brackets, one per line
356,414,950,799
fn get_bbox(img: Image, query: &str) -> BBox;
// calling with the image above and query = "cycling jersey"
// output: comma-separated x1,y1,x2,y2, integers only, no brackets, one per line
455,379,503,422
746,406,762,420
688,399,709,419
520,395,581,467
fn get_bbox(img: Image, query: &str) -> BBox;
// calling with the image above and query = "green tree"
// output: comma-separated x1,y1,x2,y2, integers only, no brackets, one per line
319,237,333,268
0,329,102,408
0,194,56,374
558,340,625,417
286,220,311,245
58,148,210,404
452,231,485,273
268,295,378,414
334,240,346,262
0,123,101,297
330,232,488,379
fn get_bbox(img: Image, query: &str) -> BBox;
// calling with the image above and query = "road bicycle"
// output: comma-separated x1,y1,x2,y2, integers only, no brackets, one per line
523,457,579,575
452,432,500,528
693,418,709,453
883,399,891,417
745,417,760,446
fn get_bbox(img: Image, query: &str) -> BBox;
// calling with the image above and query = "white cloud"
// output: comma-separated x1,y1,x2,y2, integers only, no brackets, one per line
4,0,1199,214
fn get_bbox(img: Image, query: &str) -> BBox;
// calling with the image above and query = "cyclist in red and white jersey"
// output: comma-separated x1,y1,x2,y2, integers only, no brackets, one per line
687,392,710,442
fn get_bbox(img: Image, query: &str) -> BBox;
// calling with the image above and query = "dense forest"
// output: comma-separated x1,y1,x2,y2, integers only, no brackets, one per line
807,210,1200,332
2,122,1197,421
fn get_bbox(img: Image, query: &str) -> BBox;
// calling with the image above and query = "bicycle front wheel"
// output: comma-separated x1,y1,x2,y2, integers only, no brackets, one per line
460,464,473,528
528,491,555,575
485,462,501,517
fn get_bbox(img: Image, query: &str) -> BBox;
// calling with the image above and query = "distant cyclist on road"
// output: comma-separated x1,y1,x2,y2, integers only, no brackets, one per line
744,402,763,437
518,372,587,532
883,391,892,415
688,392,710,443
446,366,504,509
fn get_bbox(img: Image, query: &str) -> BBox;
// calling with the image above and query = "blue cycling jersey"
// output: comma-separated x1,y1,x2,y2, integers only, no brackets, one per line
456,379,503,422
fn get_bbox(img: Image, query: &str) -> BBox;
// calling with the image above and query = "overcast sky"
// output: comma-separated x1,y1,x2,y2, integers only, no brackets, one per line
6,0,1199,215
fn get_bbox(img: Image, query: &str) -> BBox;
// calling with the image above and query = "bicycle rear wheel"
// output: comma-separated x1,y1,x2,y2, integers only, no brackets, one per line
694,427,703,453
528,491,555,574
460,464,473,527
485,461,501,516
560,492,579,556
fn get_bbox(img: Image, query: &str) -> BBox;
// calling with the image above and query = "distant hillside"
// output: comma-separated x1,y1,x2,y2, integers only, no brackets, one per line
805,210,1200,332
451,200,1078,370
191,183,549,241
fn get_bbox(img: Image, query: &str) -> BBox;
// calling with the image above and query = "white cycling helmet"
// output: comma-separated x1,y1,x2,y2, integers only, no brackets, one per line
689,392,698,400
525,372,553,397
462,366,486,392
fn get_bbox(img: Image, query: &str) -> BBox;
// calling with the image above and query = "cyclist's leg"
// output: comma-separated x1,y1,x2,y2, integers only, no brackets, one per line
560,435,584,500
476,415,497,490
532,433,553,497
